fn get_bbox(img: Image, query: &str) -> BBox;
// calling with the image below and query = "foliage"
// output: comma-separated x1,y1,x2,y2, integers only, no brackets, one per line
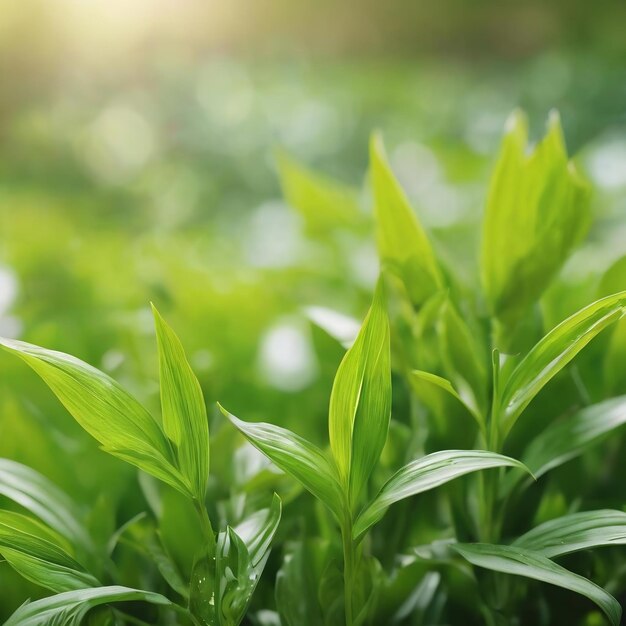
1,103,625,626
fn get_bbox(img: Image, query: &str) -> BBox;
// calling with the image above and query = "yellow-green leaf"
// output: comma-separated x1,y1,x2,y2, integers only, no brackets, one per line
152,305,210,502
328,278,391,506
370,133,443,305
481,110,591,334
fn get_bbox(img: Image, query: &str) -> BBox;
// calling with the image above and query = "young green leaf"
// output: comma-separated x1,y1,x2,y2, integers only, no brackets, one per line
4,585,175,626
113,514,189,599
0,338,190,497
192,494,282,626
220,405,344,520
370,133,443,305
152,305,210,502
453,543,621,626
499,291,626,436
481,110,591,331
216,527,258,626
0,510,99,592
329,278,391,506
0,458,92,555
513,510,626,558
234,493,282,568
437,300,488,420
408,370,483,432
353,450,530,541
501,395,626,495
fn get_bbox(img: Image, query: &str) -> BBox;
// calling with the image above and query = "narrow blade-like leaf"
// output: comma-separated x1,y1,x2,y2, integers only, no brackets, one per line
353,450,529,541
502,396,626,495
370,133,443,305
220,405,343,519
513,510,626,558
453,543,621,626
4,586,174,626
234,493,282,568
0,511,99,592
0,458,92,555
0,338,189,497
152,305,210,502
409,370,483,429
499,292,626,435
481,111,591,330
329,278,391,505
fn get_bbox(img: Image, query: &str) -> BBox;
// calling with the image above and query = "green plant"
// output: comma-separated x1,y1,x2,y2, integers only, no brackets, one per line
365,114,626,624
222,279,528,626
0,307,281,626
1,105,626,626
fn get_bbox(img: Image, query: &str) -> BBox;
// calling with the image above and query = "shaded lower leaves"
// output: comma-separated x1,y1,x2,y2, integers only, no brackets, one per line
190,495,282,626
354,450,530,541
453,543,621,626
4,586,175,626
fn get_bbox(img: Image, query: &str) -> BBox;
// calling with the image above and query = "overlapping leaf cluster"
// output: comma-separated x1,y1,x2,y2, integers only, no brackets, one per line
1,109,625,626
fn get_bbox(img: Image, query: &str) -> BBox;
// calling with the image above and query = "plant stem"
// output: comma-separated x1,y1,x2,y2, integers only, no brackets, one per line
341,518,355,626
480,334,502,543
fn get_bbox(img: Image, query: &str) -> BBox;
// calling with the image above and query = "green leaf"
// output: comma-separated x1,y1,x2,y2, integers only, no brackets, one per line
437,300,488,421
408,370,482,429
114,514,189,599
276,539,331,626
220,405,343,520
0,510,100,592
513,510,626,558
499,292,626,436
353,450,529,541
276,150,362,234
370,133,443,305
0,338,190,497
193,495,282,626
4,585,174,626
481,110,591,330
0,458,92,555
453,543,621,626
328,278,391,506
216,527,264,626
234,493,282,568
502,396,626,495
152,305,210,502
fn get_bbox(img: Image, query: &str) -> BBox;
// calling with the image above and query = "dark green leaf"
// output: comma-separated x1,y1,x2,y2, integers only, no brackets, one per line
502,396,626,494
513,510,626,558
453,543,621,626
353,451,529,541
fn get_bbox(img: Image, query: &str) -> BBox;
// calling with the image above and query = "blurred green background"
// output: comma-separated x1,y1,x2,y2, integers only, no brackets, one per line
0,0,625,619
